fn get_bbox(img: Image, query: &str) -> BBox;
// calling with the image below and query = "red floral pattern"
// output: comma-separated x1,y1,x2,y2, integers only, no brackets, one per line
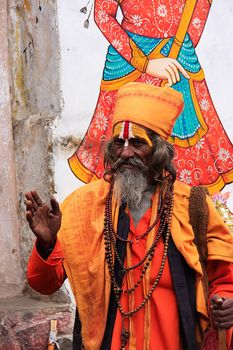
70,0,233,193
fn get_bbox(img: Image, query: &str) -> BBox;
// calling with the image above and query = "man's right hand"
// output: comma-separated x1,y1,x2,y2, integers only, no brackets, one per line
25,190,62,249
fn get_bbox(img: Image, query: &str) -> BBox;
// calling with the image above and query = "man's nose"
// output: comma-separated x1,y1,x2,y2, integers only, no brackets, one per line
120,145,134,160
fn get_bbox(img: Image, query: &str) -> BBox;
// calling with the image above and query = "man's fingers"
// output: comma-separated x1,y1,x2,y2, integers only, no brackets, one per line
211,296,233,329
211,294,224,306
25,192,35,207
25,191,40,210
50,198,61,215
26,210,33,225
212,308,232,318
213,315,233,329
219,321,233,329
31,190,45,207
24,199,34,213
25,210,38,229
25,192,32,200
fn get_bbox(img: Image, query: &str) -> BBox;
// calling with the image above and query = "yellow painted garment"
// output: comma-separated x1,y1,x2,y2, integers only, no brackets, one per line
57,179,233,350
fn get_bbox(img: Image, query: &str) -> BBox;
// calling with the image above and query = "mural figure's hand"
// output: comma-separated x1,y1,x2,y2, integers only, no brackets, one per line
25,190,61,249
210,294,233,329
146,58,190,86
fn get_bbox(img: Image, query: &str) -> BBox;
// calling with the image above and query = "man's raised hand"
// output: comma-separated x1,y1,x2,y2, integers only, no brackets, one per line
25,190,62,249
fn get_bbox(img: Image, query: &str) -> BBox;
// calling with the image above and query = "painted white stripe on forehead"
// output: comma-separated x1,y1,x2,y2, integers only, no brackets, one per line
128,122,134,139
113,121,153,146
118,121,135,140
118,121,125,139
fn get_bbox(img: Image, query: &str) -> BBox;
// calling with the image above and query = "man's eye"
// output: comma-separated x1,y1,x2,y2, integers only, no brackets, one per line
131,138,145,146
114,139,124,146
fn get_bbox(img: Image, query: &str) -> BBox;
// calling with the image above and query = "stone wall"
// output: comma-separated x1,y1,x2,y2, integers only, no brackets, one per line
8,0,61,277
0,296,73,350
0,0,73,347
0,0,23,300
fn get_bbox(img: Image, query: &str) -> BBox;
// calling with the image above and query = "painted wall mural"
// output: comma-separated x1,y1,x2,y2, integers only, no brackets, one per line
67,0,233,195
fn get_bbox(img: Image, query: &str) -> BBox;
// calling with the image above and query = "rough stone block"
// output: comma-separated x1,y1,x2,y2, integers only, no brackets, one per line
0,296,74,350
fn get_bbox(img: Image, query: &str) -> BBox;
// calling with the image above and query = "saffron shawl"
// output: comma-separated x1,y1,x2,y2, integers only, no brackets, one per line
58,179,233,350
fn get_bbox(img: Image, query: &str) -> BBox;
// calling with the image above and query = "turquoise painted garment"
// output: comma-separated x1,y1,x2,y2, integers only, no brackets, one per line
103,32,202,140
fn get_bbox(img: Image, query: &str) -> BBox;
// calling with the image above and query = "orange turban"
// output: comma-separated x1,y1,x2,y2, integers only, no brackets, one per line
112,82,184,140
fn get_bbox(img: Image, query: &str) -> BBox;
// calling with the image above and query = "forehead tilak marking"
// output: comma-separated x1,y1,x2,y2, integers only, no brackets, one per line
114,121,152,146
123,121,129,139
119,121,134,140
119,122,135,147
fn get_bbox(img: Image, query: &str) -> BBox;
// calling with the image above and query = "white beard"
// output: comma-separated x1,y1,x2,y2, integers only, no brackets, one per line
113,167,148,208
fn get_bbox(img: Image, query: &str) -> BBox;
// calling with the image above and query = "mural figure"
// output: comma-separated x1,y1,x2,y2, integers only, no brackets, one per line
69,0,233,194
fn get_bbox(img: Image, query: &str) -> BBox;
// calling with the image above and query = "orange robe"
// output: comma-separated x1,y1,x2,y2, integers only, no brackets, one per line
111,208,182,350
27,179,233,349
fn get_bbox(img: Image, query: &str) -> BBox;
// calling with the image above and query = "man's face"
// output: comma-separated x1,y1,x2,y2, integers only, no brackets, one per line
110,122,154,207
112,136,153,169
111,121,153,171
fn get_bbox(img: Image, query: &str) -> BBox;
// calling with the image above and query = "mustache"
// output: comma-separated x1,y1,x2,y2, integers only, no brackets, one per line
111,157,149,172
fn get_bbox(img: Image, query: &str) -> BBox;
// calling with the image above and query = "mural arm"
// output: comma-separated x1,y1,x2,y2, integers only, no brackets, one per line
94,0,148,72
147,0,212,85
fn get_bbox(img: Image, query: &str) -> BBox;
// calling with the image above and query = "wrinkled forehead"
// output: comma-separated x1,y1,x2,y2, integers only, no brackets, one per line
113,121,152,146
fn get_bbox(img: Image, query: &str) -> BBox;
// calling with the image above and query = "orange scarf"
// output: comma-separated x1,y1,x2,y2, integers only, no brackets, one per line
58,179,233,350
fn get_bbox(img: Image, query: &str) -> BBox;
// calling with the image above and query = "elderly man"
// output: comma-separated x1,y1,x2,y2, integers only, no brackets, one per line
25,83,233,350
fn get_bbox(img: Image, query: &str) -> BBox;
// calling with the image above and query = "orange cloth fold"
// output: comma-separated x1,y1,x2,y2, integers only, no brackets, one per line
58,180,233,349
27,239,65,295
27,179,233,349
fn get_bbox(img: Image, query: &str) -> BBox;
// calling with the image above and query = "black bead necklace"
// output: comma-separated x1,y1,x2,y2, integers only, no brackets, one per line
103,180,174,349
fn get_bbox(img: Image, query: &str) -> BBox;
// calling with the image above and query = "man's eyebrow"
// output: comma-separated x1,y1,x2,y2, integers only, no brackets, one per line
113,136,125,142
130,136,147,142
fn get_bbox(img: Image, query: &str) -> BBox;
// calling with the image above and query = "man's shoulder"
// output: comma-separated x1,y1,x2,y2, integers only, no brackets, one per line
174,180,191,198
61,179,109,209
70,178,108,195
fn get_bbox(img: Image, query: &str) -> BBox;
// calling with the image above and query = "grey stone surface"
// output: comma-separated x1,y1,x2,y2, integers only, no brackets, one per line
58,336,73,350
0,296,74,350
13,113,56,275
8,0,61,121
0,1,73,348
0,0,23,299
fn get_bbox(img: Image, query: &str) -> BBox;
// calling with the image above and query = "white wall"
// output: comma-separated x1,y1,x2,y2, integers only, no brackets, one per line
55,0,233,208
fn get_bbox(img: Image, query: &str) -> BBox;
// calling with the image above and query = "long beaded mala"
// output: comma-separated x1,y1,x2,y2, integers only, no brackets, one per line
104,180,174,349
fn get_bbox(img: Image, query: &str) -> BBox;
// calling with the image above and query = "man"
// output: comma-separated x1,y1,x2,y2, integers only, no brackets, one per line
25,83,233,350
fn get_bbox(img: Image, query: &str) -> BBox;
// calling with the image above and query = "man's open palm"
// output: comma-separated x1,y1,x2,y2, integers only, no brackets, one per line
25,190,61,247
